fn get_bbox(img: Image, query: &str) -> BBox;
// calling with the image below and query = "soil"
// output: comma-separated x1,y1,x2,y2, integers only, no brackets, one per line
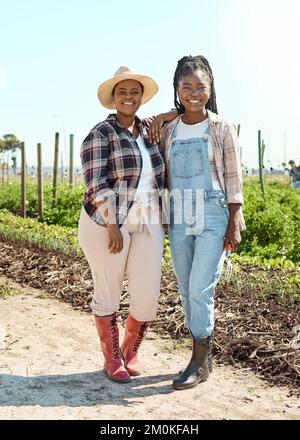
0,276,299,420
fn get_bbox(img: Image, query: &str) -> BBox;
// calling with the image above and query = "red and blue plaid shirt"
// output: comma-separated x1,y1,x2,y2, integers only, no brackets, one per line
80,114,165,226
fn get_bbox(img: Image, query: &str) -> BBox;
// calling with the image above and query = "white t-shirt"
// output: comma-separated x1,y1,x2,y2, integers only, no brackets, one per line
174,118,221,190
135,135,156,195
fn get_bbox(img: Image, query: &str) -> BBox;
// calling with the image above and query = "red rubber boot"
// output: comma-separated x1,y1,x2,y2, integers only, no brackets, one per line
95,314,131,383
121,314,150,376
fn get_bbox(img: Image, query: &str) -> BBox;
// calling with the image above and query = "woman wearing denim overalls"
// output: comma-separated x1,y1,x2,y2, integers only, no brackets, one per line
150,55,246,390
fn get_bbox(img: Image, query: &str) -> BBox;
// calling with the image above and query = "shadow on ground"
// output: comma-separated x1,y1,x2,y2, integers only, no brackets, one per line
0,371,177,407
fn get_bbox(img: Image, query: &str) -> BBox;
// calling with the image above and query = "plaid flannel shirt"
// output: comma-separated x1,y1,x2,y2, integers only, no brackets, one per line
162,110,246,231
80,114,165,226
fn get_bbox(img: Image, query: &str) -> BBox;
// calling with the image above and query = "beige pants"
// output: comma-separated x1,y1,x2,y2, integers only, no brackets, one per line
78,203,164,321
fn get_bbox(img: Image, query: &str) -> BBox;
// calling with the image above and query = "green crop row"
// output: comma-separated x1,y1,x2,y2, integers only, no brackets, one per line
1,177,299,262
0,210,80,254
1,210,299,305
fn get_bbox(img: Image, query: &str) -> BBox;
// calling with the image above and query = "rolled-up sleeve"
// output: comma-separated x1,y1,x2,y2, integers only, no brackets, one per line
223,123,244,205
80,130,115,205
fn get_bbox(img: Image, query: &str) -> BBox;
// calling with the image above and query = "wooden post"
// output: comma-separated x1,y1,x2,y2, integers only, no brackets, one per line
21,142,26,217
258,130,265,194
37,143,43,218
69,134,74,186
52,132,59,207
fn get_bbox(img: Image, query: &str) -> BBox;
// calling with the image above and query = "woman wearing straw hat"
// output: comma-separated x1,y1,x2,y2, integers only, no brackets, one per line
78,66,175,383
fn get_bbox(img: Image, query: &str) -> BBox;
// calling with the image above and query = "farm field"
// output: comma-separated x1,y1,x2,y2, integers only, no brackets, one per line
0,176,299,419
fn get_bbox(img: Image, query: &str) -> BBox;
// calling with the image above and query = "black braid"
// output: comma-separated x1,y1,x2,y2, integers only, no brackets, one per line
173,55,218,115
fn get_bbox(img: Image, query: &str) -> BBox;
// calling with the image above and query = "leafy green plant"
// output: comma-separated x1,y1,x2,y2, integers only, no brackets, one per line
240,179,300,262
0,211,80,254
0,282,14,298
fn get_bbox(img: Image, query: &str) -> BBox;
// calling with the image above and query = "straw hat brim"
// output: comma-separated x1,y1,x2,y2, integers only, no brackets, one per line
97,74,158,109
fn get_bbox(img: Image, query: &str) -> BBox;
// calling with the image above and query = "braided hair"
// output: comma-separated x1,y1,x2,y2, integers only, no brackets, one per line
173,55,218,115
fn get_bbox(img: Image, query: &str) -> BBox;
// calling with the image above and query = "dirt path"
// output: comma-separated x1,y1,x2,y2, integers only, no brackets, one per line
0,276,299,420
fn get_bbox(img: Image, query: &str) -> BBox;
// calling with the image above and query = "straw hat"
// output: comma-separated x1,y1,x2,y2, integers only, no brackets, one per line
97,66,159,109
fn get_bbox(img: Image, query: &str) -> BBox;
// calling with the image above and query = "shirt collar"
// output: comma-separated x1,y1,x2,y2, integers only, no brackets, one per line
166,109,220,132
106,113,144,133
206,110,220,125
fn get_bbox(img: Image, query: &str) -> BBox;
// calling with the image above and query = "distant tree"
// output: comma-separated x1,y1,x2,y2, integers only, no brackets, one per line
0,134,21,175
0,139,5,152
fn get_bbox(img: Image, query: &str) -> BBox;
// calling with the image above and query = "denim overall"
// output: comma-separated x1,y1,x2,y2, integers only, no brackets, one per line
168,125,229,339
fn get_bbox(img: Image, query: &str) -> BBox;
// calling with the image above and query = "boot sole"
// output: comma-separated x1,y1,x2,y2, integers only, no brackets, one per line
172,372,209,390
104,369,131,383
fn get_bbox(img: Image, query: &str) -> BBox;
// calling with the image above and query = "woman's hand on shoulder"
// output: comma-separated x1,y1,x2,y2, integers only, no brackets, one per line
148,114,166,144
148,109,178,144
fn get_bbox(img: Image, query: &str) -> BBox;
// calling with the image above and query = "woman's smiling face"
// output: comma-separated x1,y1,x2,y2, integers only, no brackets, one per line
177,70,211,114
113,79,143,116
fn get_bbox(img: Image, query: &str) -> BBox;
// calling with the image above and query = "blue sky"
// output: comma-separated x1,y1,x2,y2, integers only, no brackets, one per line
1,0,300,170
